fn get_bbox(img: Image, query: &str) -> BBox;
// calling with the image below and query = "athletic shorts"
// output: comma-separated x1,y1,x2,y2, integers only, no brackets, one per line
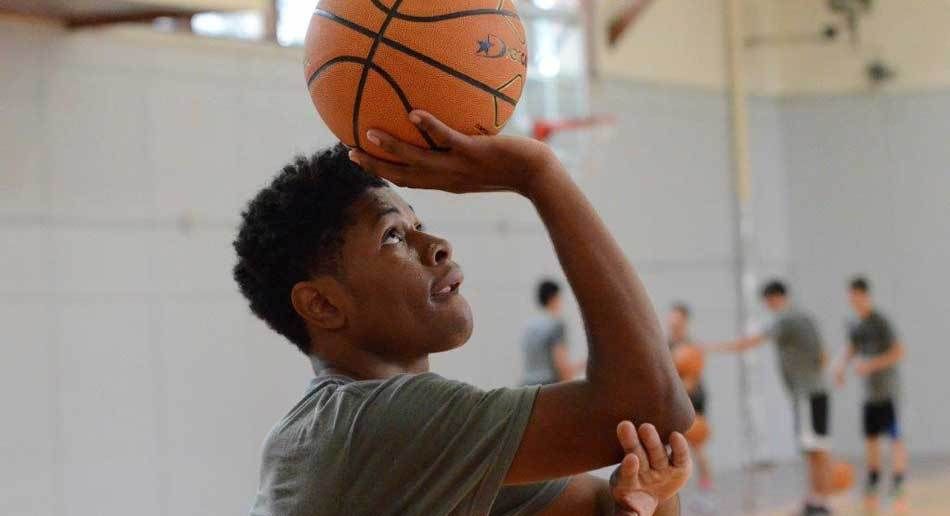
793,391,830,452
863,399,900,439
689,383,707,415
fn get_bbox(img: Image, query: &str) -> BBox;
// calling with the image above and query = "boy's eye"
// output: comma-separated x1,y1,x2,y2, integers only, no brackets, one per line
383,228,404,245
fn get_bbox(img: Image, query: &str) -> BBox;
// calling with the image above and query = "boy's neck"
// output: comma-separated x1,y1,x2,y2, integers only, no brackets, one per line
310,349,430,381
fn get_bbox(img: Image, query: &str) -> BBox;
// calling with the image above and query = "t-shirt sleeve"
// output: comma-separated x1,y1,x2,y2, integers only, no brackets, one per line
345,373,566,514
877,315,898,346
546,320,566,350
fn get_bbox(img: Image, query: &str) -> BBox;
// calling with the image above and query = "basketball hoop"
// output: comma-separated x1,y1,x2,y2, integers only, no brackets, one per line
531,115,616,142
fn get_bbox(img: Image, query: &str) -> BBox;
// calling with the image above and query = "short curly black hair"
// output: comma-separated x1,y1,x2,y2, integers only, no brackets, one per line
233,144,387,354
850,275,871,293
671,302,691,319
536,279,561,308
761,279,788,298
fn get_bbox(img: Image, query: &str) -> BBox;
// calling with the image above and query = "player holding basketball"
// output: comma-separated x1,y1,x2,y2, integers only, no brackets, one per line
834,276,907,512
237,111,694,515
666,303,713,493
705,281,834,516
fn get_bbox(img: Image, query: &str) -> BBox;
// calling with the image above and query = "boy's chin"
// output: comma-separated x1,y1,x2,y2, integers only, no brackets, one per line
429,306,474,352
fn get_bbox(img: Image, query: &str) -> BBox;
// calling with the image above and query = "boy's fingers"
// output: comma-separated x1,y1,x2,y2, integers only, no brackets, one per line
365,130,429,165
616,421,639,453
669,431,691,469
348,150,417,187
618,421,650,470
638,423,669,470
409,110,465,149
611,453,640,492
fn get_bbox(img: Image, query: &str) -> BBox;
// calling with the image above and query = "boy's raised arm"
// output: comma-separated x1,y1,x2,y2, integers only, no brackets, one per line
352,111,694,484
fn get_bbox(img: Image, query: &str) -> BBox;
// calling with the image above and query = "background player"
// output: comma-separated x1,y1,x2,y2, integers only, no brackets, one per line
835,276,907,512
706,281,833,516
521,279,586,385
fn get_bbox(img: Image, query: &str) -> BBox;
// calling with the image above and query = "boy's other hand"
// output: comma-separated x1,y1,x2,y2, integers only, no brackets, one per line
348,111,558,197
834,366,847,387
855,360,874,377
609,422,691,515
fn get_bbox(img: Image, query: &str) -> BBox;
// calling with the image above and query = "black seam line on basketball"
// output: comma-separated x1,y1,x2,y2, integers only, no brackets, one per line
313,9,518,106
379,37,518,105
493,74,523,127
352,0,407,151
306,56,439,150
314,9,378,39
307,55,365,87
368,0,519,23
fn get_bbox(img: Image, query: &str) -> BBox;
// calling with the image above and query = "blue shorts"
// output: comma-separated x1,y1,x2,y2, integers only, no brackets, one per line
863,399,900,439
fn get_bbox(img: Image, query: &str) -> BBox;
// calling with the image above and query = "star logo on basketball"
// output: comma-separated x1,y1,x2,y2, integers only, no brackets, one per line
475,34,527,67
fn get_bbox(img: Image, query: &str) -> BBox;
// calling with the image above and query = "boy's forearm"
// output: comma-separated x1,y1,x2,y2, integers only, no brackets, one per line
708,335,760,353
868,343,904,371
526,161,691,434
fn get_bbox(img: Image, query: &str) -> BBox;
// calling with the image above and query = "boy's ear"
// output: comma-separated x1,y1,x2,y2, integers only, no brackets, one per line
291,278,347,331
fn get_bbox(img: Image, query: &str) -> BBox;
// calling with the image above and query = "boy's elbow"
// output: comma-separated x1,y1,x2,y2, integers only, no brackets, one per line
670,398,696,434
661,388,696,436
637,381,695,438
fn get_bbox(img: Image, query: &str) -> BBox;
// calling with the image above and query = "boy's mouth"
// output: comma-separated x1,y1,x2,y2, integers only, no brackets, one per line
431,267,464,299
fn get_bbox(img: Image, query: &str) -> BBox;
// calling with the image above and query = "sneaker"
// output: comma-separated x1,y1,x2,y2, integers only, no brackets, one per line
802,503,831,516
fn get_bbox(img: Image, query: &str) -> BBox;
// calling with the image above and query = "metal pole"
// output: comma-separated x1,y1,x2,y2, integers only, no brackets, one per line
723,0,763,512
263,0,278,43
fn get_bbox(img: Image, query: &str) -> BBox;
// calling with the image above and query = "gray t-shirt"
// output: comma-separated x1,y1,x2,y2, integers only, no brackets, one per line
249,372,568,516
521,315,566,386
849,311,901,402
765,308,827,396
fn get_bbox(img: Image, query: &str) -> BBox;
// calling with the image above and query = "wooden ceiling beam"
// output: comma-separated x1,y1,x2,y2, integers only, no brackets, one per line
64,9,195,29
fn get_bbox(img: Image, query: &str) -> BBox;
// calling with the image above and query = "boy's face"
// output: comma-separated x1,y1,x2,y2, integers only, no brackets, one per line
333,187,473,358
763,294,786,312
849,288,871,315
667,309,688,337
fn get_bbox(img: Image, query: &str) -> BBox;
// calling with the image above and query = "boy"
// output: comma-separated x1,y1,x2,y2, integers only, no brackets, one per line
235,111,694,515
835,276,907,511
666,303,713,492
521,279,585,385
706,281,832,516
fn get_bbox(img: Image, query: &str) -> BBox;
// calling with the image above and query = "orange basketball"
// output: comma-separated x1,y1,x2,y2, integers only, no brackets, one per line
830,461,855,493
304,0,528,161
685,416,711,446
674,345,704,379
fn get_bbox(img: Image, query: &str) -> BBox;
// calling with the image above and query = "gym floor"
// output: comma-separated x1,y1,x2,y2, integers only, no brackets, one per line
693,456,950,516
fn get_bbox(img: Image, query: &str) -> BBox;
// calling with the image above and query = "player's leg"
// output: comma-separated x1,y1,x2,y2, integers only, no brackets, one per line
884,400,908,512
863,401,884,510
807,449,832,497
690,386,713,490
798,392,832,515
692,443,713,490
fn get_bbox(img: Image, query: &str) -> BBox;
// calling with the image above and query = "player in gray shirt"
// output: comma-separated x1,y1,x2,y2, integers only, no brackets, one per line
234,116,696,516
521,280,584,386
707,280,832,516
835,277,907,510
